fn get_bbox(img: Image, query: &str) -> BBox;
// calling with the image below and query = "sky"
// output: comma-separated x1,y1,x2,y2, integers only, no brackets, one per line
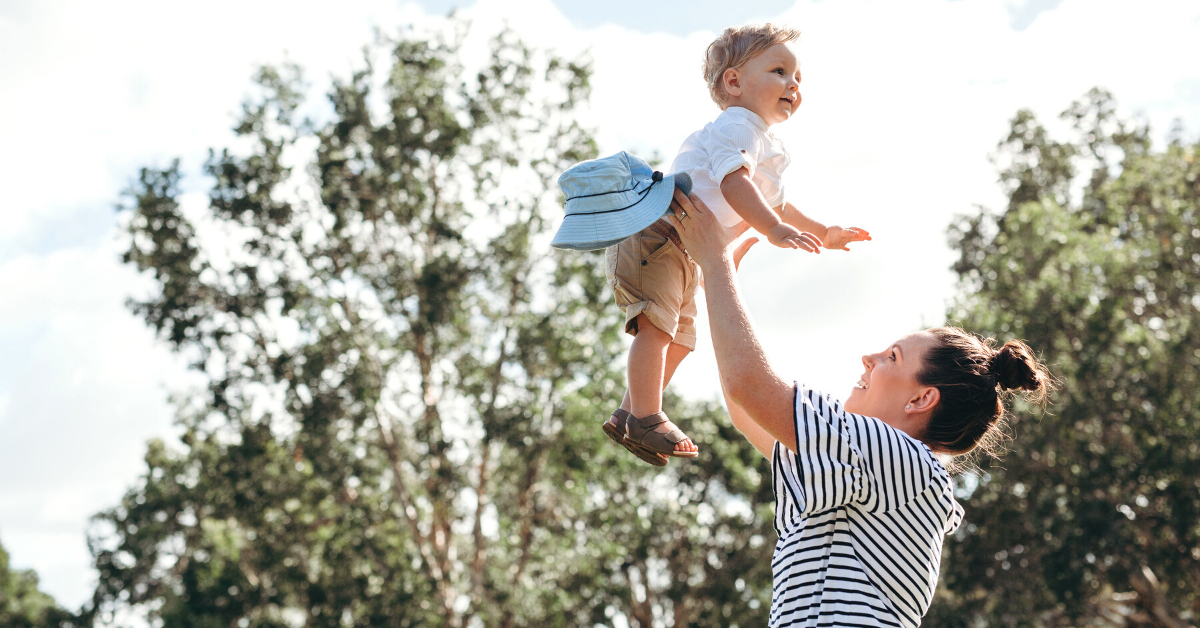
2,0,1199,612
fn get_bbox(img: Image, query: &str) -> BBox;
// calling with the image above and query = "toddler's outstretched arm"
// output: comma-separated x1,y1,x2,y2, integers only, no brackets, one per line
721,168,821,253
781,203,872,251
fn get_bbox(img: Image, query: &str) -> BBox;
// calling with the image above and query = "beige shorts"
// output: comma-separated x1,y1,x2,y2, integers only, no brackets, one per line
605,224,701,351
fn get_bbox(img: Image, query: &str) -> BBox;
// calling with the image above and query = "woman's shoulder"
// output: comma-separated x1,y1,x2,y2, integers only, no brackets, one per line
793,384,951,480
774,384,961,527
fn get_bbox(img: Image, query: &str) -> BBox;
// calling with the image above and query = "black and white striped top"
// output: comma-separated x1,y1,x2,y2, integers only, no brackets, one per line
770,385,964,628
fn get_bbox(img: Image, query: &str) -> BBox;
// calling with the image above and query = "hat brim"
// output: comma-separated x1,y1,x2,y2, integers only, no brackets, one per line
550,174,684,251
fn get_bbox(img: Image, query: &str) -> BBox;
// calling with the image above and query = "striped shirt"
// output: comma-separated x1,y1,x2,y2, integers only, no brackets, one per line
770,385,964,628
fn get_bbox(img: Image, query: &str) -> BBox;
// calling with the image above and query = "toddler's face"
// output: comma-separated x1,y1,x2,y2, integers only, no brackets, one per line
724,42,802,125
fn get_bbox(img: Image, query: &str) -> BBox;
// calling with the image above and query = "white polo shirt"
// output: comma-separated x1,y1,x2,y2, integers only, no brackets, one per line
670,106,791,228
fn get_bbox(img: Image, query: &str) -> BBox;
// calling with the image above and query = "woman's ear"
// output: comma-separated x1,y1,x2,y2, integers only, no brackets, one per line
723,67,742,97
907,386,939,414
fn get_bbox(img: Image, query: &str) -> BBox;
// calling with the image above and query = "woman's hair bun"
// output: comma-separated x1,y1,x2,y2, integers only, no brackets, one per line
989,341,1044,392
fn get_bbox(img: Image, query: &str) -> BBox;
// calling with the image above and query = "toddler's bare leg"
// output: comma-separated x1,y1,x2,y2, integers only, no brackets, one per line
660,342,696,453
626,314,670,418
614,314,696,454
617,342,691,409
662,342,691,383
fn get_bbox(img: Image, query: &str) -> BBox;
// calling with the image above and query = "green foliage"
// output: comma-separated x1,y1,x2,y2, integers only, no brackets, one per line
932,88,1200,626
0,538,71,628
95,25,773,628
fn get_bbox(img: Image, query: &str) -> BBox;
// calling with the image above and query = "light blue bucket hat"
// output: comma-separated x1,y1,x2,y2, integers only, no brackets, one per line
551,151,692,251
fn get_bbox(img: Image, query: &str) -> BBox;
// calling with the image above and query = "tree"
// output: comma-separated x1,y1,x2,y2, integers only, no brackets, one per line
930,89,1200,627
90,24,775,627
0,538,71,628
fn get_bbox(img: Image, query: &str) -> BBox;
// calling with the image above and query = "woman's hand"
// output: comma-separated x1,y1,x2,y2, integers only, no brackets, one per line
667,189,750,270
732,237,759,272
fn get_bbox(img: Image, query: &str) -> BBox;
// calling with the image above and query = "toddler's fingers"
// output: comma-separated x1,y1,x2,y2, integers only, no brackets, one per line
791,236,817,253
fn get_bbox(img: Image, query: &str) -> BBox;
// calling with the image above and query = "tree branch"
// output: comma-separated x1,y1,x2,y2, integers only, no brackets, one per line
375,410,456,622
1130,565,1193,628
498,448,545,628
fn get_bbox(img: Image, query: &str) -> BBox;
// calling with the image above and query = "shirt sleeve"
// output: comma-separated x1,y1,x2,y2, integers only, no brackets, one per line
705,122,764,183
772,384,944,517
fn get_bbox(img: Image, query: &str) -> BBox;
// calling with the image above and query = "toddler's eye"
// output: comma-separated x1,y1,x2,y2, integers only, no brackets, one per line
774,68,785,75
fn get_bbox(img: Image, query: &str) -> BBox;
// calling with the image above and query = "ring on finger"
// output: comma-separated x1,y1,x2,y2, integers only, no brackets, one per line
679,210,689,219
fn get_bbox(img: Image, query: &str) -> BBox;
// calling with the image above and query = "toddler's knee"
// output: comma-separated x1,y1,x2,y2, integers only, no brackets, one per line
631,313,672,344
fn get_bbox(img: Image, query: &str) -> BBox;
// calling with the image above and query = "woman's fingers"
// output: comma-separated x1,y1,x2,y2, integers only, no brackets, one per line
732,237,759,270
672,188,698,217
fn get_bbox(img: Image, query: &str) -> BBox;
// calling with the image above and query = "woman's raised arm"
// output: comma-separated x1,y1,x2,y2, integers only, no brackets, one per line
667,190,798,453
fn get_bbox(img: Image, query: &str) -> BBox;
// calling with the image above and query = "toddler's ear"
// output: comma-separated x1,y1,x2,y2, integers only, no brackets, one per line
723,68,742,96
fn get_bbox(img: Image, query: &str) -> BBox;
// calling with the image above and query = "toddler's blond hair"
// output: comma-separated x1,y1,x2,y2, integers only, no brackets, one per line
703,23,801,107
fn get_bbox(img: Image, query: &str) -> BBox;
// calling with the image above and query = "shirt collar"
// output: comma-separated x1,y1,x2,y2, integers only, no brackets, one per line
722,106,770,133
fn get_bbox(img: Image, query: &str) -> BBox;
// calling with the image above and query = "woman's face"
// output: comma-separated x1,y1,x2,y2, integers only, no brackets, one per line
845,331,939,433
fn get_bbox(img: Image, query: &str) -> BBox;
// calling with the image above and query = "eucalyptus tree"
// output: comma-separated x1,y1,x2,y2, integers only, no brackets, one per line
930,89,1200,627
0,540,69,628
90,25,774,628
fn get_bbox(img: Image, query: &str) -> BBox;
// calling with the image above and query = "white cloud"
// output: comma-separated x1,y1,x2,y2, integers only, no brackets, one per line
1,0,1198,612
0,243,200,606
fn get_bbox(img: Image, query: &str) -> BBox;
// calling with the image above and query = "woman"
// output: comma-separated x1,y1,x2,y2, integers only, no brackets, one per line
666,190,1052,627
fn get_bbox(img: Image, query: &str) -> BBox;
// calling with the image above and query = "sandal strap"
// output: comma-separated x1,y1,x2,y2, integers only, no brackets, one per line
629,412,670,431
626,412,692,455
657,428,689,445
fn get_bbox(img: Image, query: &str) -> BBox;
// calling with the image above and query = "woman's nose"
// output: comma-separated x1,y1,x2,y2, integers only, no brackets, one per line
862,354,874,369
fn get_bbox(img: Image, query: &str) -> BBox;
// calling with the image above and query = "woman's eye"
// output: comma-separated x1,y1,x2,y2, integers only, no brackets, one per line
890,351,897,360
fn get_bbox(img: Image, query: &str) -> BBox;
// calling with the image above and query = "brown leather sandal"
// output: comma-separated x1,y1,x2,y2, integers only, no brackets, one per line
602,409,668,467
624,411,699,459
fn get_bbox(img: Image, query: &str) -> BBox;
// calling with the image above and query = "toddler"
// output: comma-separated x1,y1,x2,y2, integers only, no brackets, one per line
603,23,871,465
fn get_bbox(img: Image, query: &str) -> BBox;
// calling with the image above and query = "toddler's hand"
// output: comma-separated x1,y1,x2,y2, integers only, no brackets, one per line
823,226,872,251
767,223,822,253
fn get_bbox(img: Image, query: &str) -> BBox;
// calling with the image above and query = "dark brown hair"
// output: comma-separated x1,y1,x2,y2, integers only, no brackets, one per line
917,327,1054,459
